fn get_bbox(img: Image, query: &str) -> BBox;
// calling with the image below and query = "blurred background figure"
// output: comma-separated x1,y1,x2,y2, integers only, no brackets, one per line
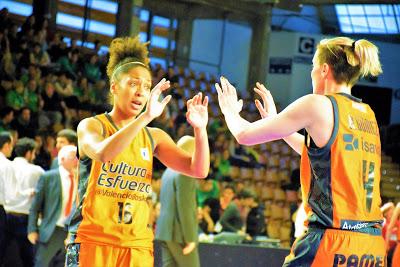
156,136,201,267
28,145,78,267
5,137,44,267
0,131,14,265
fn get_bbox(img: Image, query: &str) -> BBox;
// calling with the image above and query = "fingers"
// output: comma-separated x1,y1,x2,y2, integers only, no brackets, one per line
256,82,268,92
153,78,170,92
159,80,171,92
161,95,172,106
254,88,266,99
215,83,223,99
202,95,209,107
255,99,263,110
220,77,228,94
238,99,243,110
187,93,208,108
224,77,236,95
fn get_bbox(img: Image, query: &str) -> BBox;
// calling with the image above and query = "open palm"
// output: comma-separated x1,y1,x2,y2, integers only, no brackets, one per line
145,78,171,119
254,82,277,119
215,77,243,116
186,93,208,129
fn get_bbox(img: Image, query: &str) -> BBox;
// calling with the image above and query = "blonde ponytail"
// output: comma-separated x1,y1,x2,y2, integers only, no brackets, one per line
353,39,382,77
316,37,382,86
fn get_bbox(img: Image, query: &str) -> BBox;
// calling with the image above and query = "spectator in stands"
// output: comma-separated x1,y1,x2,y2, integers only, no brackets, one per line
0,8,12,30
219,190,254,234
246,196,266,238
198,206,215,234
203,197,220,230
0,42,15,81
20,14,35,36
11,107,37,138
5,80,25,111
33,133,52,170
0,131,14,264
30,42,50,67
57,49,80,80
0,107,14,132
25,79,40,113
20,64,41,85
50,129,77,169
7,23,19,53
220,184,235,211
164,66,179,84
152,62,166,84
196,177,220,208
39,81,64,130
28,145,78,267
217,37,385,265
215,149,232,181
156,136,201,267
48,33,67,62
5,137,44,267
84,54,102,84
15,38,31,71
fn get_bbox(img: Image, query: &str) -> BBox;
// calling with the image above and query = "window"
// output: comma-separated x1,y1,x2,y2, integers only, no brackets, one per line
336,4,400,34
56,12,116,36
0,0,32,17
60,0,118,14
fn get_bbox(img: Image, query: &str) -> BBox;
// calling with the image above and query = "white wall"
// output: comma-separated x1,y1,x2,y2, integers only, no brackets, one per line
190,19,252,95
266,31,400,124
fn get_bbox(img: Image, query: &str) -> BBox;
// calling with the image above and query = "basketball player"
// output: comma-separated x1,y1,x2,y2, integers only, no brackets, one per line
216,37,386,266
65,36,210,267
386,202,400,267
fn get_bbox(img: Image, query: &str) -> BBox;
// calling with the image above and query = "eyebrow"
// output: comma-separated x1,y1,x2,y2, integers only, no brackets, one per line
128,77,151,84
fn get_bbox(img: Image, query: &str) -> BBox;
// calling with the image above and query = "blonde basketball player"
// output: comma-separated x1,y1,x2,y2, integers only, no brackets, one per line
217,37,386,266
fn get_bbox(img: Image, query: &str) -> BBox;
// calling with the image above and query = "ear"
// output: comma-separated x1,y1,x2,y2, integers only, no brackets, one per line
321,63,330,78
110,81,117,95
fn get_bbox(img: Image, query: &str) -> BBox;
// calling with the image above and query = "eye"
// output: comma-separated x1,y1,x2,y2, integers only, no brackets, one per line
129,80,137,87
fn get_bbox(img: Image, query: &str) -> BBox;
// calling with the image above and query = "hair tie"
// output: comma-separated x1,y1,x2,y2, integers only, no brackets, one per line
351,41,356,51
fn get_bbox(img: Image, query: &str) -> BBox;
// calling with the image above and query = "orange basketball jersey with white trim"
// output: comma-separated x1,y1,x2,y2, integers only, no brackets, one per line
68,113,154,248
300,93,383,231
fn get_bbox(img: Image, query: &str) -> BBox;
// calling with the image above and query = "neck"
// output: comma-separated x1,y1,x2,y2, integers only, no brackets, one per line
108,108,137,128
324,80,352,95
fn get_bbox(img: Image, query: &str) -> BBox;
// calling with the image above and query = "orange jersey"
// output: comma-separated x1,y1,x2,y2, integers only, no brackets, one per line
67,113,154,249
300,93,383,232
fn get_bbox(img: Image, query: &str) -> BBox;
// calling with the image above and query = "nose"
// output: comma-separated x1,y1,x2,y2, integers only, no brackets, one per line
135,83,146,96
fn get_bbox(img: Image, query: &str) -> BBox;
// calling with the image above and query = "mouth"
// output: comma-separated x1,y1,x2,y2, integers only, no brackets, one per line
131,100,142,110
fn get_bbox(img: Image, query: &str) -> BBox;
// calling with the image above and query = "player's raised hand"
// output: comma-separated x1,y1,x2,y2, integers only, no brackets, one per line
186,92,208,129
144,78,171,120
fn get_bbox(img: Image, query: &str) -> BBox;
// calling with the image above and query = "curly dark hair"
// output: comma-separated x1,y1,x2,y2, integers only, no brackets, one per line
106,35,150,81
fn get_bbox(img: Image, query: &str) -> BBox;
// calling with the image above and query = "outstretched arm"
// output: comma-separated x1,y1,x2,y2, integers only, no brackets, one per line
216,77,322,146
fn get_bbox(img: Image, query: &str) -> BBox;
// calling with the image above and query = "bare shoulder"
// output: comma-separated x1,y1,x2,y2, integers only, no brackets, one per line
147,127,171,146
296,94,331,108
77,117,103,136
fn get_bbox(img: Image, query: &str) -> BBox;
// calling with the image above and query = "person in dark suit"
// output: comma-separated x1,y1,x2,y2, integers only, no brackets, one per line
28,145,78,267
156,136,201,267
